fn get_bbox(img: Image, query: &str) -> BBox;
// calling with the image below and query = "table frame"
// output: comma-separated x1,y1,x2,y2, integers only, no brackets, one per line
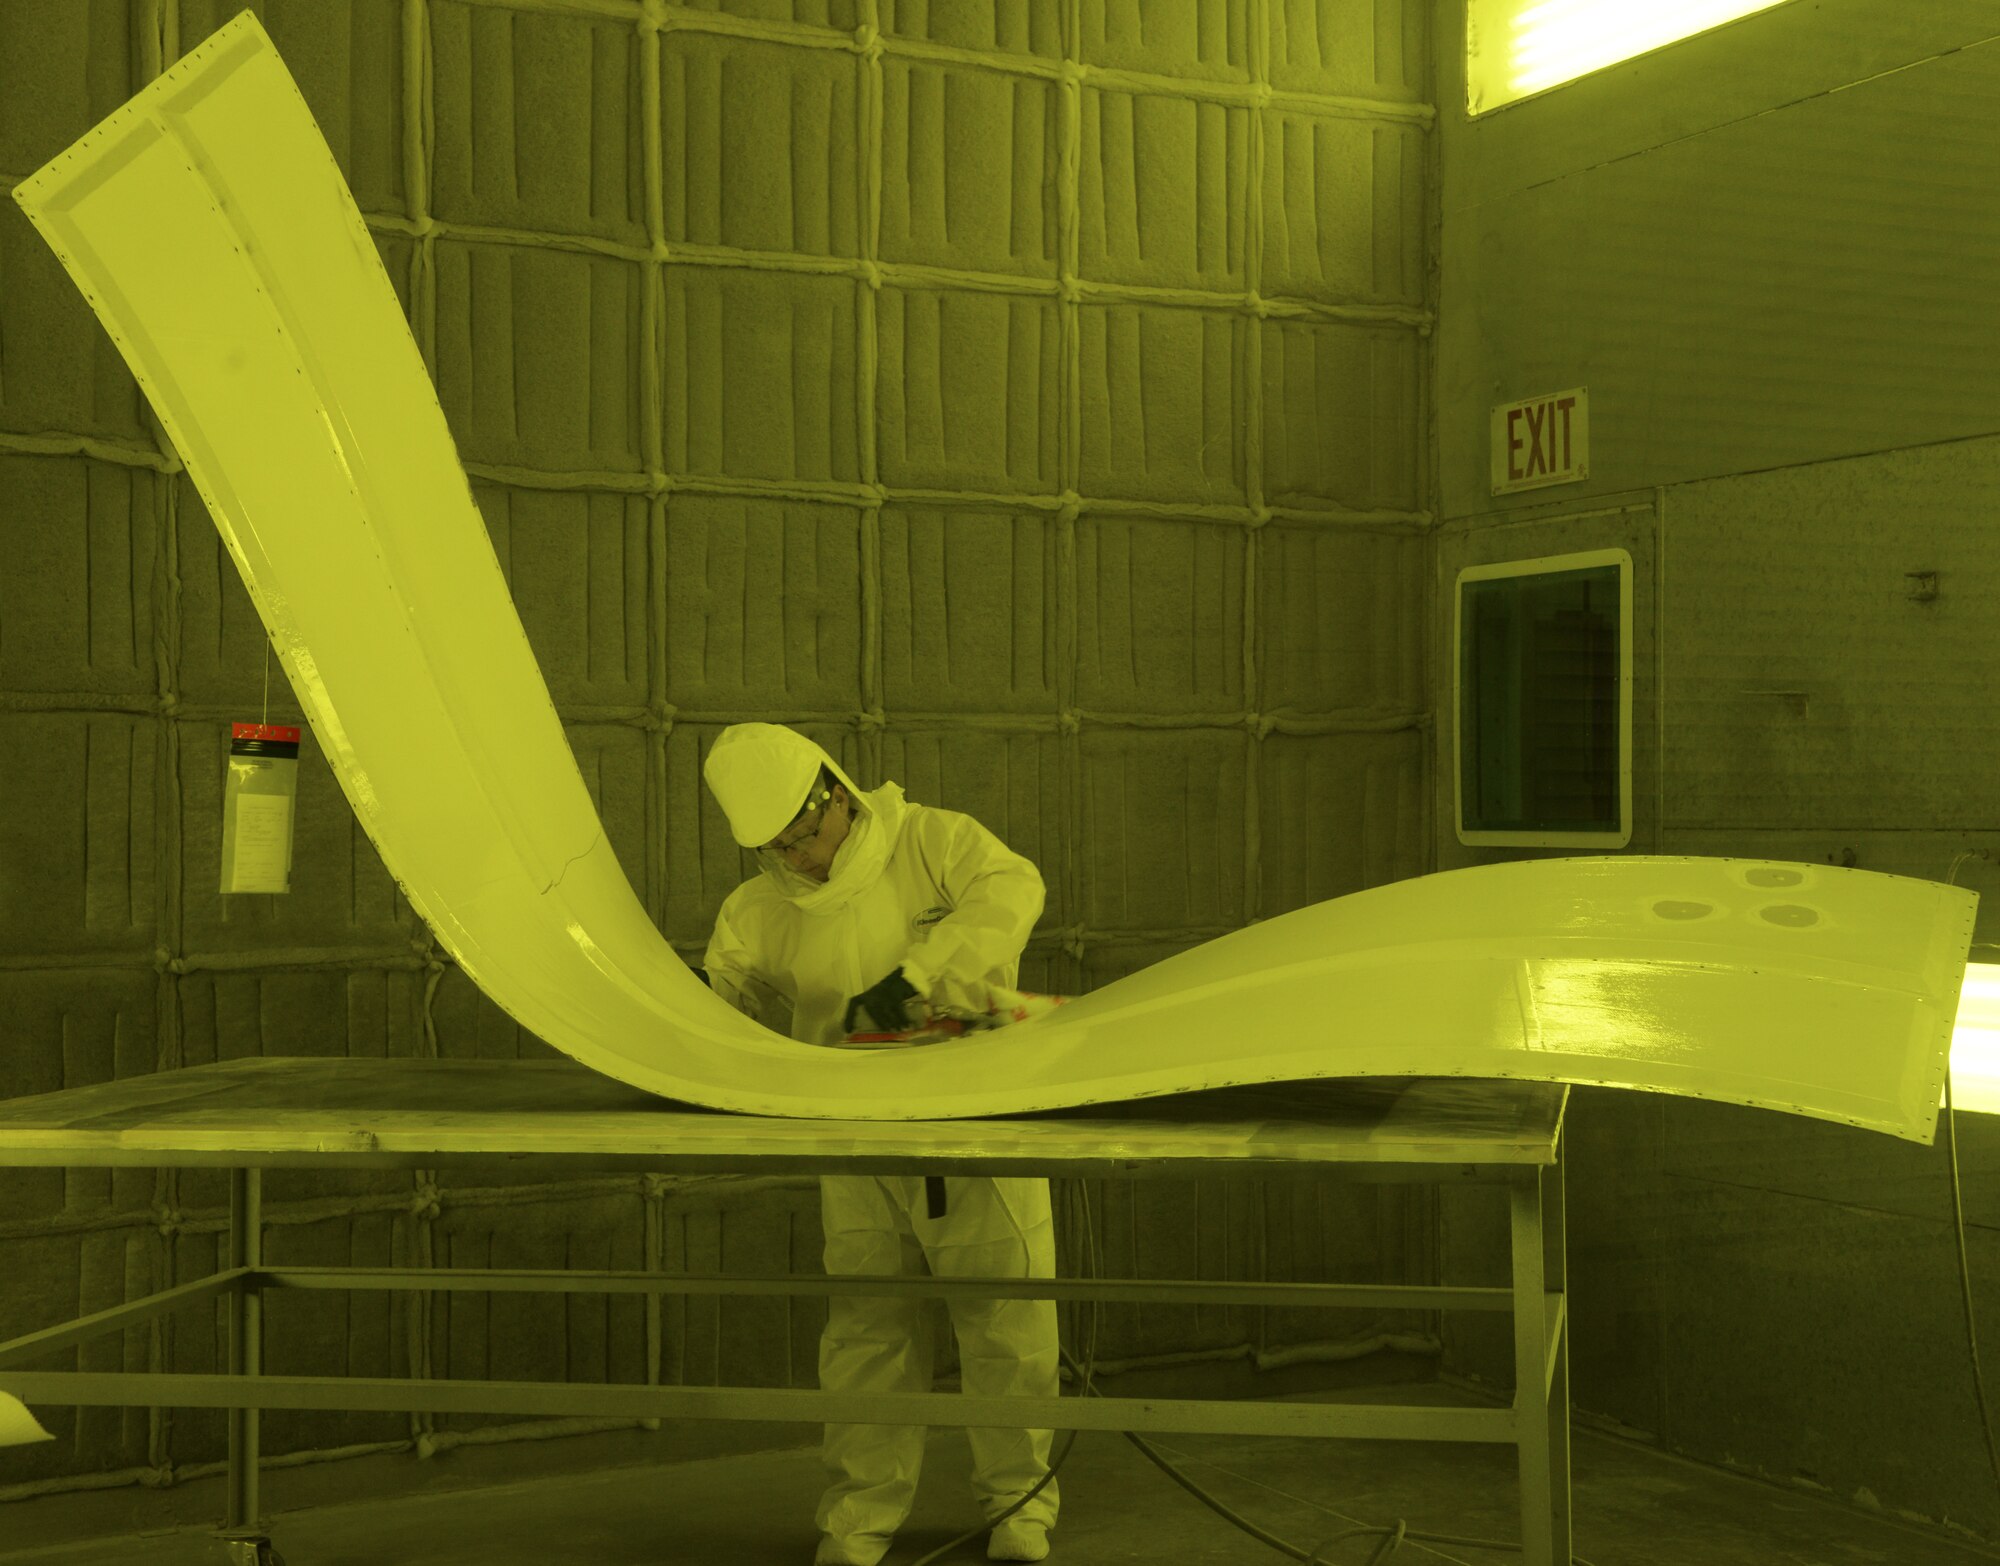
0,1088,1570,1565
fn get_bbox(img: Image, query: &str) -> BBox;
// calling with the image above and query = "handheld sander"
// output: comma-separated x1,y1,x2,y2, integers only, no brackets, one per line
836,987,1073,1217
836,986,1072,1049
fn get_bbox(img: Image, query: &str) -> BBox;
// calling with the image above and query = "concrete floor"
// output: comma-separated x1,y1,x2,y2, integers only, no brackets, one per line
2,1383,1996,1566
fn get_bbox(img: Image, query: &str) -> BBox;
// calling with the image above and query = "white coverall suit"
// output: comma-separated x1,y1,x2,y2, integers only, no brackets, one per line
700,725,1060,1566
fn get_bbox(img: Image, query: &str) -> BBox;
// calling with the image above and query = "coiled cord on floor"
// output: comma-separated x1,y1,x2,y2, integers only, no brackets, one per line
1076,1343,1598,1566
907,1176,1600,1565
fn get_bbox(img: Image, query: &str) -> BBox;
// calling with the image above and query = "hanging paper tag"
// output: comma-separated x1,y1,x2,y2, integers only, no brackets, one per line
220,722,300,894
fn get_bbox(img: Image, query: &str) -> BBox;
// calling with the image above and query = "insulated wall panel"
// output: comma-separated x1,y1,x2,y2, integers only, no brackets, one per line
0,2,137,178
1078,93,1247,291
1077,305,1244,505
0,1,148,441
157,1217,403,1466
0,714,157,960
1080,728,1251,931
0,972,157,1221
1269,0,1429,100
666,269,861,483
1259,728,1426,915
0,460,157,693
1075,516,1246,715
237,1211,407,1457
665,31,860,257
1080,0,1246,81
429,1191,651,1433
1261,320,1419,509
876,289,1061,494
660,1182,823,1392
882,60,1055,276
876,730,1067,899
174,969,426,1209
431,247,648,475
430,3,645,246
690,0,861,35
664,497,865,713
0,1228,155,1479
878,507,1059,714
1260,114,1425,306
883,1,1058,58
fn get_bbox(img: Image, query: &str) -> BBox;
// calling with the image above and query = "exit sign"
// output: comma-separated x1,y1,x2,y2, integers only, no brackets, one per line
1491,387,1588,495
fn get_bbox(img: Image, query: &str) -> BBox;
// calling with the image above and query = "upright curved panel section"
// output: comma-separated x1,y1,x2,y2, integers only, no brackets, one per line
13,13,1977,1141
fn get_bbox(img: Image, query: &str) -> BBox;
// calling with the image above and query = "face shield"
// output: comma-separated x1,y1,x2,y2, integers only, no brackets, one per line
757,776,836,875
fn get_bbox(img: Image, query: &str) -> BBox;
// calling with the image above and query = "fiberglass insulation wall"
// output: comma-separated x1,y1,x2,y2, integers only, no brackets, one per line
0,0,1433,1495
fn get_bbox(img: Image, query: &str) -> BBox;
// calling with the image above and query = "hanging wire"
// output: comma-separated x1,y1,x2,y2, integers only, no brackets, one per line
1943,852,2000,1495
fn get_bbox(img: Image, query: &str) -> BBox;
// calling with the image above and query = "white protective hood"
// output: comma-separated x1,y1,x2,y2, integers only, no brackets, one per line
702,723,907,915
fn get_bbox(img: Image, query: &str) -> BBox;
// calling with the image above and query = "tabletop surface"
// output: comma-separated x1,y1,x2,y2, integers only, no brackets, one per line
0,1058,1568,1171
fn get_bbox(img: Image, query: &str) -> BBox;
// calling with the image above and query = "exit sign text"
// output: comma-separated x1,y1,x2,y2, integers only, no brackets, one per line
1491,387,1588,495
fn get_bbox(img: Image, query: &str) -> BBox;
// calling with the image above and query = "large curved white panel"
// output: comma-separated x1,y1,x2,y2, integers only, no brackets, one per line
13,13,1977,1141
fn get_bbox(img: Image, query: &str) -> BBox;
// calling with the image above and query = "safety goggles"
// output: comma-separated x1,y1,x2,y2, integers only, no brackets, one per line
757,782,834,870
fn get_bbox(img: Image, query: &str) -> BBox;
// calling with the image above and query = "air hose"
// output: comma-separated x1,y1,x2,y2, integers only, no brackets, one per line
908,1180,1600,1566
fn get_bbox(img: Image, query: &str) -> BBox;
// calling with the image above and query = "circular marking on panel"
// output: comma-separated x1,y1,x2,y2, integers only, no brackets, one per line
1742,866,1807,889
1652,900,1713,921
1758,904,1820,928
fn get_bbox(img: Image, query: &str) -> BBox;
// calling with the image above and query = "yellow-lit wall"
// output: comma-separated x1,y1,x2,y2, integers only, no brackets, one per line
0,0,1436,1515
1431,0,2000,1533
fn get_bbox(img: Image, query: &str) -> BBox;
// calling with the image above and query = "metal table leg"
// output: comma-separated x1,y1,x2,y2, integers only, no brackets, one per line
225,1168,262,1531
1546,1132,1573,1564
1512,1136,1576,1566
1511,1165,1558,1566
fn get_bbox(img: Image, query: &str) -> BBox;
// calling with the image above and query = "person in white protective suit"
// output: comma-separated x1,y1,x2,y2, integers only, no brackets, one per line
697,723,1061,1566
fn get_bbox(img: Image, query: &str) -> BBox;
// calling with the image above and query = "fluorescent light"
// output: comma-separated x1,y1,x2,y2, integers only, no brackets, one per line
1467,0,1795,114
1949,963,2000,1114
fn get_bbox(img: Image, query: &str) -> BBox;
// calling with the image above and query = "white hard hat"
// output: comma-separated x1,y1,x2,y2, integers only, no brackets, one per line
702,723,838,847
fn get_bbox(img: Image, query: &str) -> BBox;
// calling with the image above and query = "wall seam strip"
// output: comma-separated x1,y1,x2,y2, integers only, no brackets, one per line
1243,0,1270,929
